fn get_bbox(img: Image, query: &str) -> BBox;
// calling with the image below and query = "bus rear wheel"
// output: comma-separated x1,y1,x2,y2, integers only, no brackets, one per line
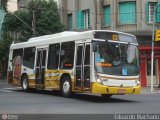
61,76,72,97
101,94,112,99
21,75,29,91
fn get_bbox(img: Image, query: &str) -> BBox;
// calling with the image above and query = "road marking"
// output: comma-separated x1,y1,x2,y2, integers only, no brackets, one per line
0,89,13,92
0,87,21,93
3,87,21,90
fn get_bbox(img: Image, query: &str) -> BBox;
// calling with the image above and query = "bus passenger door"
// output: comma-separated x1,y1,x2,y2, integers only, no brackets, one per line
75,44,91,91
35,48,47,89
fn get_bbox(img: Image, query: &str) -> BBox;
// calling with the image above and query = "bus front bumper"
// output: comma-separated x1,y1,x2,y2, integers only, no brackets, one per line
91,83,141,95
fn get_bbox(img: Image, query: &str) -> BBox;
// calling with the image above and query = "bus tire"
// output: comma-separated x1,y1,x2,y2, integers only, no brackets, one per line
21,75,29,92
61,76,72,97
101,94,112,99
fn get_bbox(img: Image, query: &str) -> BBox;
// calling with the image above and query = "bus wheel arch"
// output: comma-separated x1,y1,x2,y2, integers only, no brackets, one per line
60,73,72,97
21,73,29,91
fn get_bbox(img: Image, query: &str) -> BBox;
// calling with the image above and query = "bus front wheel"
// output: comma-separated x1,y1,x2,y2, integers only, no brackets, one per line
61,76,72,97
21,75,29,91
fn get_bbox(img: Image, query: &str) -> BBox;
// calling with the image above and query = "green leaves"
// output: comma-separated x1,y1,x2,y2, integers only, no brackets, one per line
0,0,8,11
4,0,65,42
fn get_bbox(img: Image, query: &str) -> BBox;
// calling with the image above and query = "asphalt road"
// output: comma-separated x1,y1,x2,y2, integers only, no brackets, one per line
0,80,160,115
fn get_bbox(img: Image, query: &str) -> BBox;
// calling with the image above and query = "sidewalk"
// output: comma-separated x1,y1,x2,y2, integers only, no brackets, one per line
141,86,160,94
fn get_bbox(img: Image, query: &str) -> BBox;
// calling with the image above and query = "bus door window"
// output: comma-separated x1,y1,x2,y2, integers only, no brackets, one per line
75,45,83,88
84,44,90,88
35,48,47,87
75,43,91,89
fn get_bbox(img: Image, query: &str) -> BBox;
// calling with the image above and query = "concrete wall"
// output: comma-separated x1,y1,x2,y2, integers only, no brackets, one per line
60,0,159,36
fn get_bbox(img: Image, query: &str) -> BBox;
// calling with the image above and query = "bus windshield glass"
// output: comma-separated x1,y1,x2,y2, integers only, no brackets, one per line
94,37,139,76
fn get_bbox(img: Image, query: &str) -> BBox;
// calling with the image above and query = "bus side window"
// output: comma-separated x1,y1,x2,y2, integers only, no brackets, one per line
23,47,35,69
47,44,60,69
60,42,75,69
12,49,23,66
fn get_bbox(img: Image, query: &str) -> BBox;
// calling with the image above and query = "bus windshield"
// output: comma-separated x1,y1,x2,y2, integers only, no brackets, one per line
94,41,139,76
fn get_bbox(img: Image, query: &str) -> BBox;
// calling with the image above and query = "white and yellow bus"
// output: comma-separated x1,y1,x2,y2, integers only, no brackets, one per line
7,30,141,98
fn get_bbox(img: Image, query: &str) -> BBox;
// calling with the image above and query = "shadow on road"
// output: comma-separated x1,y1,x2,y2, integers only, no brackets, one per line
14,89,137,103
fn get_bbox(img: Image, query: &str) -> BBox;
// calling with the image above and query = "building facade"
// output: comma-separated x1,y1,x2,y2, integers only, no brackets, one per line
60,0,160,87
0,8,5,39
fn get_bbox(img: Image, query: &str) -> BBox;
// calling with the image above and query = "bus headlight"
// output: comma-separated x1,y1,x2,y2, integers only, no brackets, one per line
97,78,102,84
135,80,140,85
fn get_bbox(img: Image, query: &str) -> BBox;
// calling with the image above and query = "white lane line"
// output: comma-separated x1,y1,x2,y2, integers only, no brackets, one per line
3,87,21,90
0,89,13,93
0,87,21,93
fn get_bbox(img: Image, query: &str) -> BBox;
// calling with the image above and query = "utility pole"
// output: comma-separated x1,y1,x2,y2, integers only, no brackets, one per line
32,9,36,37
31,0,36,37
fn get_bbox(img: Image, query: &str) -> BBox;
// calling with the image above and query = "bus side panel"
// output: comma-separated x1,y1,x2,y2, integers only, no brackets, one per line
12,64,22,86
7,49,13,84
22,66,36,89
10,48,23,86
45,70,60,89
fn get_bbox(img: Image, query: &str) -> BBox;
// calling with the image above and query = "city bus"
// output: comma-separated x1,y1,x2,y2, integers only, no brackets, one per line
7,30,141,98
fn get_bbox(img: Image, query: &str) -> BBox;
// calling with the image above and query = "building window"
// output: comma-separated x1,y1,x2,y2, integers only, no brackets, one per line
83,10,90,29
104,5,110,26
119,1,136,24
76,10,84,30
147,59,155,75
68,14,72,31
76,9,90,30
149,2,156,23
0,9,5,39
146,2,160,23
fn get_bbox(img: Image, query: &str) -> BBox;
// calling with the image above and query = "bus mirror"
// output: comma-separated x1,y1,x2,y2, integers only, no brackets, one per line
93,41,98,52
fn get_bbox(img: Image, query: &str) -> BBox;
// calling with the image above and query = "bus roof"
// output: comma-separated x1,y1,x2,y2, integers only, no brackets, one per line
10,30,136,49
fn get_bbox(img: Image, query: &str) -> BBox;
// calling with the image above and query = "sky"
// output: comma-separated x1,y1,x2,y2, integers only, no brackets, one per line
7,0,18,12
7,0,59,12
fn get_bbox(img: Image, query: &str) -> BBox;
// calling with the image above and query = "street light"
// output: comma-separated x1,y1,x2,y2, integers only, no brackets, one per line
151,3,160,92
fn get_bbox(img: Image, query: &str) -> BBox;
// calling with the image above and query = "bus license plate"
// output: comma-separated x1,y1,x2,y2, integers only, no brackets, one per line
118,89,125,94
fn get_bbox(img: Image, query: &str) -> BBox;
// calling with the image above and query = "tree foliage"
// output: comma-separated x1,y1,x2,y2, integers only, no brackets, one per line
28,0,65,36
0,0,8,11
4,0,65,41
1,0,65,78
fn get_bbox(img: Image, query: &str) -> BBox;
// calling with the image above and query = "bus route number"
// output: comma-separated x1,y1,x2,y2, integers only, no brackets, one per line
112,35,118,41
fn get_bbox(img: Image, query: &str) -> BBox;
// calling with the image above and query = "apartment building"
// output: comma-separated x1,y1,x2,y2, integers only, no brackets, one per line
60,0,160,87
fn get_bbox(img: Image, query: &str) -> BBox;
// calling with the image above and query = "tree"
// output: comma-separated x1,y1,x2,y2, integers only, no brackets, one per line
4,0,65,42
1,0,65,78
0,0,8,79
28,0,65,36
0,0,8,11
5,10,33,42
